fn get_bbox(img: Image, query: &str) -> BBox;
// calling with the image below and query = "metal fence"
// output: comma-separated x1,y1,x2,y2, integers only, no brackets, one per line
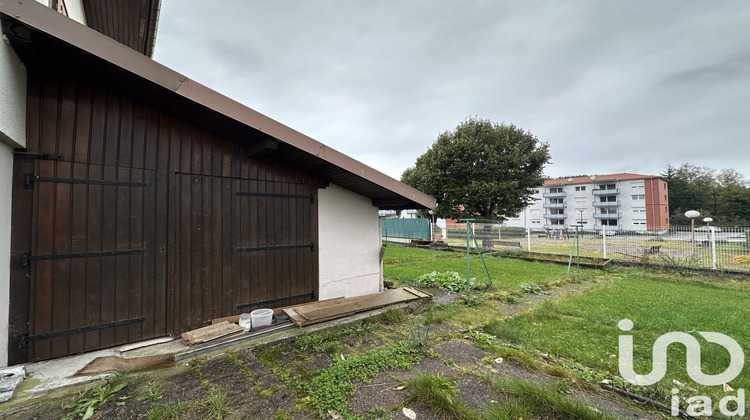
431,221,750,273
381,218,431,241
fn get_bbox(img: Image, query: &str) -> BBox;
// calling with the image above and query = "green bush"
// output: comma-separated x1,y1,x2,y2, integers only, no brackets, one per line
415,271,466,292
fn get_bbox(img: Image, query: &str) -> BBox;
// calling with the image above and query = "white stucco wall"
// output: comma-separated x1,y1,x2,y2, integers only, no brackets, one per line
1,38,26,367
318,184,382,300
63,0,88,25
1,38,26,149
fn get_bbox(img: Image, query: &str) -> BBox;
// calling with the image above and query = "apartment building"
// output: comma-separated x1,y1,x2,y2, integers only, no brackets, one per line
505,173,670,232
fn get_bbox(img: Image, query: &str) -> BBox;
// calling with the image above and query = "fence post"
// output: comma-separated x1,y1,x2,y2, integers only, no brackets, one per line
711,228,717,270
526,227,531,252
602,229,607,259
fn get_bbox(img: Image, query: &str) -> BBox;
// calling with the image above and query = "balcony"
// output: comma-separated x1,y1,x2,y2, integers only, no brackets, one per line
592,201,621,207
544,213,567,219
543,192,567,198
543,202,566,209
592,188,620,196
593,213,622,219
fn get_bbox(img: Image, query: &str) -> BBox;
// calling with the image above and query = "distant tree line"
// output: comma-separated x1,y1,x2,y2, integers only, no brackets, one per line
661,164,750,226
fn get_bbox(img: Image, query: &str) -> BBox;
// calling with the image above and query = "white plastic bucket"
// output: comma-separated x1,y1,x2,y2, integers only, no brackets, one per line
238,313,252,329
250,308,274,328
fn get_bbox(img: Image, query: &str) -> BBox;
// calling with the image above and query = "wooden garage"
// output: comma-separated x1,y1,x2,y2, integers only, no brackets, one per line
10,71,325,363
1,2,435,365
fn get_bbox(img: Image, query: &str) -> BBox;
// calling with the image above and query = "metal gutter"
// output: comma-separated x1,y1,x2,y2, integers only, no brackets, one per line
0,0,435,210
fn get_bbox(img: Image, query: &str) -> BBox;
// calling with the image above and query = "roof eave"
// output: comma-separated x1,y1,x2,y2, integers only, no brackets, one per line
0,0,435,210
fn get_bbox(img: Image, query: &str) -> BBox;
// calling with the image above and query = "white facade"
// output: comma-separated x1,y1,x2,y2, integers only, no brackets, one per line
0,38,27,367
318,184,383,300
505,177,658,232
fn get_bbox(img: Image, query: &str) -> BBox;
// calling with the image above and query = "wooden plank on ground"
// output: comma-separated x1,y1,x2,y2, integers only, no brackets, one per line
403,287,432,299
273,296,345,315
283,308,306,326
283,288,430,326
210,297,347,325
180,321,243,345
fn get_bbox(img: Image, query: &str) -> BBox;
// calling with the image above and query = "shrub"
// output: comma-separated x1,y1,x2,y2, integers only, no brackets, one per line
414,271,479,292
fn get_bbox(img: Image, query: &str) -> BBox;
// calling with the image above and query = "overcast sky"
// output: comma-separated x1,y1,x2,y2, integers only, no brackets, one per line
154,1,750,183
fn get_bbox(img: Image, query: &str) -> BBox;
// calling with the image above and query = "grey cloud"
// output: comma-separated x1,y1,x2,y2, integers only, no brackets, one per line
154,1,750,181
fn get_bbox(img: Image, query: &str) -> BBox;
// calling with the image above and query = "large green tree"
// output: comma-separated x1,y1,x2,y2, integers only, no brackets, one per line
661,163,750,225
402,117,550,220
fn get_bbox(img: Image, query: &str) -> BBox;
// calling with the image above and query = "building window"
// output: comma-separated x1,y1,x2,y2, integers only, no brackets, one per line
575,197,586,204
664,206,668,212
599,183,616,190
633,208,646,213
631,184,644,189
549,187,563,193
531,219,541,224
601,219,618,226
575,186,586,191
631,194,645,200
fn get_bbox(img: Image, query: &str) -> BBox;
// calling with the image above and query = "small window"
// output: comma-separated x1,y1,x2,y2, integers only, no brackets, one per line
575,197,586,203
575,186,586,191
631,194,645,200
531,220,541,224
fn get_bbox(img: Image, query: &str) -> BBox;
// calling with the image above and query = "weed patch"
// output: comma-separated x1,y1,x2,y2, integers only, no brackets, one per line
487,377,619,420
62,379,130,420
296,321,379,354
300,343,431,419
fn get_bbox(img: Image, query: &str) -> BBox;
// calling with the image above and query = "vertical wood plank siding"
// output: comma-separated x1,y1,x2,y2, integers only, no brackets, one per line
9,72,324,363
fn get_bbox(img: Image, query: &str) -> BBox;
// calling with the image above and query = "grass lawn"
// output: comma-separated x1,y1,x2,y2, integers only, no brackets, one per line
383,245,750,411
485,270,750,403
383,244,590,292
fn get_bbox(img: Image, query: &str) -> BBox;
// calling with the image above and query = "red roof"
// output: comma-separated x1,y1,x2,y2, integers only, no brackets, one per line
544,173,661,186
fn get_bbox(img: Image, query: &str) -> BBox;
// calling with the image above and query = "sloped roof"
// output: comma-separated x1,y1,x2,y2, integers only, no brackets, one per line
544,173,662,186
0,1,435,210
81,0,161,57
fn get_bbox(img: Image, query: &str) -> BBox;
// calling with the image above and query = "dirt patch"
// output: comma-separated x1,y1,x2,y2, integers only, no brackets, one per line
432,340,488,368
347,372,409,418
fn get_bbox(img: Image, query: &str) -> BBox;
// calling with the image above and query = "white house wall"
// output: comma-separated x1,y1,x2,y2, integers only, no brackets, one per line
63,0,87,25
0,38,26,367
318,184,382,300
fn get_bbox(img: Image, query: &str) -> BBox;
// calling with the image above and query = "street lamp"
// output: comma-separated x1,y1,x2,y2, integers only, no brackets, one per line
685,210,700,253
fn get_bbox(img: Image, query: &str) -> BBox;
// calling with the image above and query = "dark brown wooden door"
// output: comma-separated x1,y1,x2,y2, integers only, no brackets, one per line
22,159,167,361
170,173,318,334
